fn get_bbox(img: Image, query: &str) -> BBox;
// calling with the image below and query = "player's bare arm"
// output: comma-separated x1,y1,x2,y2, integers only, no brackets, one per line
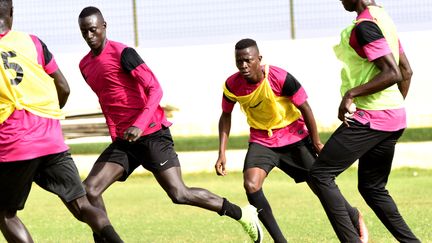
397,52,413,99
50,69,70,108
297,101,323,154
339,53,402,121
216,112,232,176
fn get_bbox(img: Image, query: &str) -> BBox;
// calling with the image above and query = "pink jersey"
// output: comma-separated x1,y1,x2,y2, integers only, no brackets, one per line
79,40,171,140
222,65,309,147
0,31,68,162
349,7,406,131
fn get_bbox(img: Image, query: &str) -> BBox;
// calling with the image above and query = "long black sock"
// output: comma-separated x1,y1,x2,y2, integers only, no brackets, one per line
100,225,123,243
218,198,242,220
247,189,287,243
93,232,105,243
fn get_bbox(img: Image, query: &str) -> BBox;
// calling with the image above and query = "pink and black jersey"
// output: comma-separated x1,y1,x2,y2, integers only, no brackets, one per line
0,31,68,162
79,40,171,140
222,65,309,147
349,8,406,131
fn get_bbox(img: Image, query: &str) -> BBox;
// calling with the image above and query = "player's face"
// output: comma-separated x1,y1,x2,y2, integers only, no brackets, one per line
340,0,356,12
235,47,262,83
79,14,106,54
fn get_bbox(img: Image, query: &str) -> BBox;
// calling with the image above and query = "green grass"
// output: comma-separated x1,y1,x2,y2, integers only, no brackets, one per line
69,127,432,154
9,168,432,243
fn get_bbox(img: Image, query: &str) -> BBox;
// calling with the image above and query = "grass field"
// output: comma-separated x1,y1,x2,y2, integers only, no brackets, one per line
68,127,432,154
9,168,432,243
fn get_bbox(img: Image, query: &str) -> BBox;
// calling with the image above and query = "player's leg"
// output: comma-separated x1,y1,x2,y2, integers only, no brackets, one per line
83,162,124,211
83,140,130,212
143,127,261,242
0,210,33,243
153,166,262,242
294,137,369,242
308,121,379,242
35,152,123,243
358,129,420,242
83,160,125,242
243,143,286,243
0,159,42,242
63,196,123,243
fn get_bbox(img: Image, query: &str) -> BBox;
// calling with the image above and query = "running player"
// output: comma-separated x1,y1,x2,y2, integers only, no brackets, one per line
215,38,367,243
78,6,262,243
0,0,122,242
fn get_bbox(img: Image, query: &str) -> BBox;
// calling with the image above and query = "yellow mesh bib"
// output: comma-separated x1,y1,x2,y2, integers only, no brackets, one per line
223,65,301,137
0,30,63,123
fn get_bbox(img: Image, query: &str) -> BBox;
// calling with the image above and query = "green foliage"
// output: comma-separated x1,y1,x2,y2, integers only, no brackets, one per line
10,168,432,243
68,127,432,154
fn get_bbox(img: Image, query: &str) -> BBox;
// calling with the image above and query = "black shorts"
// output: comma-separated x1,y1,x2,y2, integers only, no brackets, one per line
0,151,86,211
244,136,316,183
96,127,180,181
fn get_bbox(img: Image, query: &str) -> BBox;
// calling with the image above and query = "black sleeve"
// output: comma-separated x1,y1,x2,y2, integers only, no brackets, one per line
38,39,53,64
281,72,302,97
223,81,236,103
120,47,145,73
355,21,385,47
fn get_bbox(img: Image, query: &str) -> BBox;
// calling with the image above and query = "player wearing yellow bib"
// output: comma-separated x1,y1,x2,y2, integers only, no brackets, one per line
215,38,367,242
0,1,122,242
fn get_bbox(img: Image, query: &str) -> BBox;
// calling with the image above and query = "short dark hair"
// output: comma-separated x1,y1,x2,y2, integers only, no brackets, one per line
0,0,12,19
235,38,259,51
79,6,103,19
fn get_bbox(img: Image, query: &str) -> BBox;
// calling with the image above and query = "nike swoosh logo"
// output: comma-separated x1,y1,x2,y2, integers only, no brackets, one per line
160,160,168,166
250,100,263,108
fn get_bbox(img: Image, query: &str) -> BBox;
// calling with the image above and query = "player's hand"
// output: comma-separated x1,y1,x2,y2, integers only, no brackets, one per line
123,126,143,142
338,96,356,127
313,141,324,155
215,155,227,176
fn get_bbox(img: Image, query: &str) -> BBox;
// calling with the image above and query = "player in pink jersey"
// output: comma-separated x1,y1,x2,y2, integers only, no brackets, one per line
78,6,263,243
0,1,122,242
215,38,367,242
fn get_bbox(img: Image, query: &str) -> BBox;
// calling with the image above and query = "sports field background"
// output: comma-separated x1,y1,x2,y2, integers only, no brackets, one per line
3,2,431,242
9,0,432,137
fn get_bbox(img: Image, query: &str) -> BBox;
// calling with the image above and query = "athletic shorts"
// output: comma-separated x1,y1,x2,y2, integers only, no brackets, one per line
96,126,180,181
0,151,86,211
244,136,316,183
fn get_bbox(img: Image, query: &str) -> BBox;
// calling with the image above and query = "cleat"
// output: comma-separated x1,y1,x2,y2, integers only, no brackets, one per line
238,205,263,243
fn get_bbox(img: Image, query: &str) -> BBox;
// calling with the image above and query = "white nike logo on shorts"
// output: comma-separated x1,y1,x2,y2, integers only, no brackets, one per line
160,160,168,166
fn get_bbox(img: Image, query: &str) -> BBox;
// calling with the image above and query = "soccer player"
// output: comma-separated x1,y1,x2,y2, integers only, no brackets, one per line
77,6,262,243
308,0,419,242
0,0,122,242
215,38,367,243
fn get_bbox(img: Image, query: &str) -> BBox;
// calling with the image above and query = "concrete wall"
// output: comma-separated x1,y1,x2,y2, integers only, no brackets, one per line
60,31,432,137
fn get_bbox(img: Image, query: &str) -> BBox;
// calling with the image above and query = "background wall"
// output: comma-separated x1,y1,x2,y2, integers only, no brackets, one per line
10,0,432,136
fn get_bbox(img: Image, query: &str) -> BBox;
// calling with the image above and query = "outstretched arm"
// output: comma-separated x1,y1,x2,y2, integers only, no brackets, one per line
215,111,232,176
297,101,323,154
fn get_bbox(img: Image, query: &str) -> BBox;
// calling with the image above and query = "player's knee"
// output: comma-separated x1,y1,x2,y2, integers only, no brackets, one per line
84,183,102,201
243,180,261,193
168,188,189,205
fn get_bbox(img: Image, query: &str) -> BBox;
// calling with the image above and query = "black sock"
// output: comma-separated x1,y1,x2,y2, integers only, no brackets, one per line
218,198,242,220
247,189,287,243
100,225,123,243
93,232,105,243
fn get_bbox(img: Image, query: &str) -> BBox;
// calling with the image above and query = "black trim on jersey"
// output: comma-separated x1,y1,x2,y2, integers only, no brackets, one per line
120,47,145,73
223,82,236,103
355,21,385,47
282,72,301,97
38,39,53,64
